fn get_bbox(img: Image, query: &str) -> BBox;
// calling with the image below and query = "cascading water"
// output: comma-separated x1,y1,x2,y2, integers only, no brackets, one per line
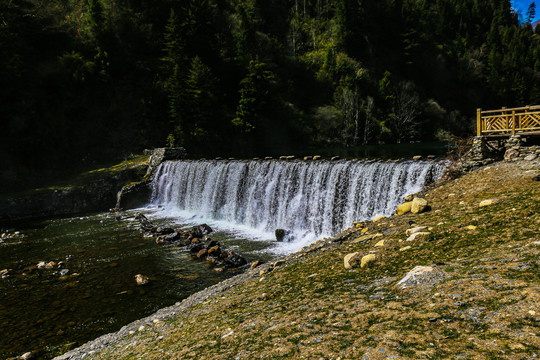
150,159,447,251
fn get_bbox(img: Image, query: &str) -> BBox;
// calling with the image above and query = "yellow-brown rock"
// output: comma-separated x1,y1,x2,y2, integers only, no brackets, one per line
135,274,150,286
344,252,361,269
374,240,385,247
360,254,376,268
411,197,429,214
397,202,413,215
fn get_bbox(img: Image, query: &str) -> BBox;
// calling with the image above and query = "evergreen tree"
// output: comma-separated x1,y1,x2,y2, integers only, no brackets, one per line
526,2,536,24
233,58,275,135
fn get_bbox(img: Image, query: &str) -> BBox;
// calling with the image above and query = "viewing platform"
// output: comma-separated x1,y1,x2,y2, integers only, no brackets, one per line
477,105,540,137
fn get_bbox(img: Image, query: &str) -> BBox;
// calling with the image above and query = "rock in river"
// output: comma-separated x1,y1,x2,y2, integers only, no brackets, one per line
135,274,150,286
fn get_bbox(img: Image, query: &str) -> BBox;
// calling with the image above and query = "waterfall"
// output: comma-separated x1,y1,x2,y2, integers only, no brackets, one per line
150,159,446,247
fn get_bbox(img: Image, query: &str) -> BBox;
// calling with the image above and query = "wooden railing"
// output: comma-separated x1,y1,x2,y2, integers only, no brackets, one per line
477,105,540,136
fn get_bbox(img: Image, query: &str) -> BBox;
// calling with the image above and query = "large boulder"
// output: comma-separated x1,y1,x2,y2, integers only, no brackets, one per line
146,147,187,176
116,180,151,210
275,229,291,242
396,266,447,290
190,224,213,238
411,197,429,214
397,201,413,215
224,252,247,267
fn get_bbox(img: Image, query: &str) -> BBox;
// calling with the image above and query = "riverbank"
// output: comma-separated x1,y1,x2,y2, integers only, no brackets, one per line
0,148,187,224
53,157,539,360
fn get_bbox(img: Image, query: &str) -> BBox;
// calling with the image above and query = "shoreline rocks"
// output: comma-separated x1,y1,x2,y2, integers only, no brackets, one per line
133,213,249,269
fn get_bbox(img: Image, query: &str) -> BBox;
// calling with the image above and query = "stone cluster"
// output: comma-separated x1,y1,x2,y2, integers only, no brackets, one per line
134,213,248,269
503,136,539,162
459,135,539,173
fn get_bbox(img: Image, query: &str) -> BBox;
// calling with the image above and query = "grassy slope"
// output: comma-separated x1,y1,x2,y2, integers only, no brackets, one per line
89,160,539,360
0,156,150,201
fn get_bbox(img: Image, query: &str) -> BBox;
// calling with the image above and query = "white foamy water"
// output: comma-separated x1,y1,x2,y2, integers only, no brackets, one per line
149,159,447,253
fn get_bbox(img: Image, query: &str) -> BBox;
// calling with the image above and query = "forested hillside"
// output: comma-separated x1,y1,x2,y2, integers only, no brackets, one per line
1,0,539,189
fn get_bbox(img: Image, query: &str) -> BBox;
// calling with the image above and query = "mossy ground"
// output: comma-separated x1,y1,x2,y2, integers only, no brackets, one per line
85,160,539,360
0,156,149,201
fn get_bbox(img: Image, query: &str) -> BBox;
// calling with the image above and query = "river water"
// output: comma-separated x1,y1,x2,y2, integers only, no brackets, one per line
0,211,275,359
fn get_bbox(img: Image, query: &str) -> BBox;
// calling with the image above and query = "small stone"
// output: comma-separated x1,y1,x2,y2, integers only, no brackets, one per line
524,154,537,161
59,269,70,276
156,227,174,235
208,245,221,257
400,246,412,251
331,156,340,161
479,199,497,207
411,197,429,214
313,155,322,160
138,326,145,331
404,194,414,202
303,156,312,160
361,228,369,233
361,254,376,268
352,234,371,243
466,225,477,230
504,149,520,161
45,261,57,269
374,240,385,247
135,274,150,286
397,202,412,215
37,261,46,269
533,174,540,181
372,215,386,223
197,248,208,259
20,352,34,360
406,226,428,236
406,232,431,242
344,252,361,269
413,155,422,160
250,260,264,270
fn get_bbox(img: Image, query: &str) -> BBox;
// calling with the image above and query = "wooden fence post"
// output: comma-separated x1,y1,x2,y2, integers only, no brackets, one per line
477,108,482,136
512,110,516,135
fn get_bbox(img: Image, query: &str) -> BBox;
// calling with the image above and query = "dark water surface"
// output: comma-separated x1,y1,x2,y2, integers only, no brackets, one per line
0,211,275,359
